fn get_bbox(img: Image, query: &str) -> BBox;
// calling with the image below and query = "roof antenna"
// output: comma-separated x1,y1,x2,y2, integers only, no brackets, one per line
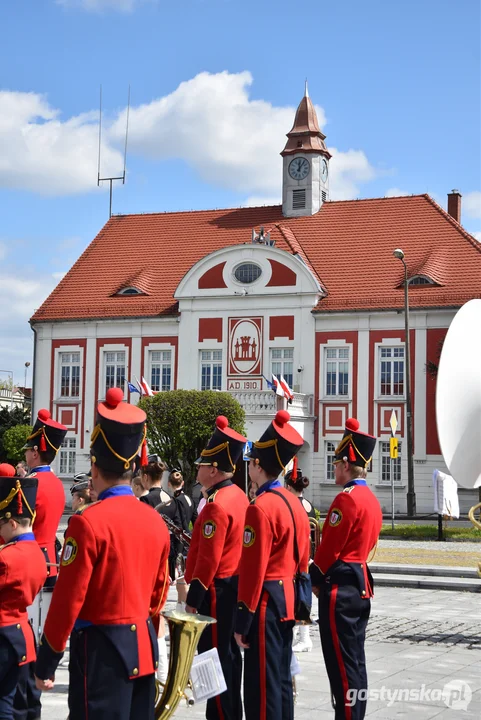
97,85,130,219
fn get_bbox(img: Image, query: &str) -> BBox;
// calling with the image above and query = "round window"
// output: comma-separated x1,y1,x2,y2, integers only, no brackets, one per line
233,263,262,284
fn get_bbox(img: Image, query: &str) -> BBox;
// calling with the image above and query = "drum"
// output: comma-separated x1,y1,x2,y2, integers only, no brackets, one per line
28,587,54,643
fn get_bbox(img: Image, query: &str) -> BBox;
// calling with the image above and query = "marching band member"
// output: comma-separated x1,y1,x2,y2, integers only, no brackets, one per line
15,409,67,719
310,418,382,720
284,460,315,653
235,410,309,720
184,416,248,720
34,388,171,720
0,472,47,720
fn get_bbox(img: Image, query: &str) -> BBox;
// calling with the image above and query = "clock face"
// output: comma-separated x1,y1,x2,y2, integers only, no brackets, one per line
289,157,310,181
321,158,328,182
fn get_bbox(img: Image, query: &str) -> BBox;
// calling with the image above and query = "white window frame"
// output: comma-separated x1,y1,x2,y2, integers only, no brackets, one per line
325,441,337,484
200,350,223,391
378,345,405,398
379,440,402,485
59,352,81,399
55,346,83,402
270,347,294,389
149,349,173,392
58,437,76,476
324,346,350,398
101,346,128,399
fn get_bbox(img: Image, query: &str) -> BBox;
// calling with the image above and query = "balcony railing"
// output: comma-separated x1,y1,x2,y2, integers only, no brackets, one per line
230,391,314,418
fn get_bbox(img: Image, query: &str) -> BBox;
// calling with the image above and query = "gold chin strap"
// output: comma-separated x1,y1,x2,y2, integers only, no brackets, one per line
90,424,147,470
334,434,372,468
253,438,286,475
200,442,235,472
26,426,59,453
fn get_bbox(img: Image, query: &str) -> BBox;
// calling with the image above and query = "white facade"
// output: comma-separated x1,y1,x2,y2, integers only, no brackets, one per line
31,242,477,515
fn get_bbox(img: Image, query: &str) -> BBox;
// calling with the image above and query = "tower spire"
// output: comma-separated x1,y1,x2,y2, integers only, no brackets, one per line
305,78,309,98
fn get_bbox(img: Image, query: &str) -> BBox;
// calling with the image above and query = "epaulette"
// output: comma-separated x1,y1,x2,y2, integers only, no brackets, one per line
207,490,219,503
343,485,356,494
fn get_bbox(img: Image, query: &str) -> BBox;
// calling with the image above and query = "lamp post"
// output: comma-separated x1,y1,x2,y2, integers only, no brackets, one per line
0,370,14,412
393,249,416,516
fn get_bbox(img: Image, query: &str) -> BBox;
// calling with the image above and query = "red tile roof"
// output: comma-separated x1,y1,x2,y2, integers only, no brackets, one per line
31,195,480,323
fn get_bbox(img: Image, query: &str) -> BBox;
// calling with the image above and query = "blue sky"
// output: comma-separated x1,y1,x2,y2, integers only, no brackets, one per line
0,0,480,383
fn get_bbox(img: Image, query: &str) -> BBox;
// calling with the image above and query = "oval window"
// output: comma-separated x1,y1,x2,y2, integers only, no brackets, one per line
233,263,262,284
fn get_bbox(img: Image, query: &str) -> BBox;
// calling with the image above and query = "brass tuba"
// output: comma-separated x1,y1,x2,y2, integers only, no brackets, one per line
435,299,481,574
154,609,215,720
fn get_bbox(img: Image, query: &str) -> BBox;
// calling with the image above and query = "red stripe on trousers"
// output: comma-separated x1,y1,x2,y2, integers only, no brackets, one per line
84,632,89,719
209,585,224,720
329,585,351,720
259,591,268,720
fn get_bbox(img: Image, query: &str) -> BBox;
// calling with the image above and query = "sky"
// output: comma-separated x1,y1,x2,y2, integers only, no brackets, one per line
0,0,480,384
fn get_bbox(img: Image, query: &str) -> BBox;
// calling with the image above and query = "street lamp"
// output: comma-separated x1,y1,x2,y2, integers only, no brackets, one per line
393,249,416,516
0,370,14,412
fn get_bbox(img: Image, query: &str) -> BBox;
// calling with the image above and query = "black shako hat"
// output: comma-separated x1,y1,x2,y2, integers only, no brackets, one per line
24,409,67,457
90,388,147,474
195,416,247,473
0,476,38,521
334,417,376,468
248,410,304,477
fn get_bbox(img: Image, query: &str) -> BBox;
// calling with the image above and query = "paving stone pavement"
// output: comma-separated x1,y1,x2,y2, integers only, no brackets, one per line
40,585,480,719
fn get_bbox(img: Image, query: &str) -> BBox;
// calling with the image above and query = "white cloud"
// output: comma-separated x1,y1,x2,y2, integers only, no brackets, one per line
0,72,377,201
472,231,481,242
0,269,62,383
244,196,281,207
464,191,481,219
0,241,8,261
110,71,376,202
384,187,410,198
56,0,151,11
0,91,123,195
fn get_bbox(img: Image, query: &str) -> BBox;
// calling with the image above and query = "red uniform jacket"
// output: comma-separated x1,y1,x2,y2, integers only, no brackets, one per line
311,481,382,598
35,493,170,681
185,481,249,609
30,468,65,581
236,485,310,635
0,534,47,664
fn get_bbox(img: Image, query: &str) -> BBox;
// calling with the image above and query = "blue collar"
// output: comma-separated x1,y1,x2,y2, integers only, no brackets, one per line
14,532,36,543
256,478,282,496
98,485,134,501
31,465,51,473
344,479,367,488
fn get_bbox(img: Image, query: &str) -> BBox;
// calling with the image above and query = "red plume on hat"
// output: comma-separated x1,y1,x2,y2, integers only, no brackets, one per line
292,456,298,480
140,436,149,467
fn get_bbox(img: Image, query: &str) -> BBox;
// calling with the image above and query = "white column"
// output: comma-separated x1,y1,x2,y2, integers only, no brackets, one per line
131,335,142,401
33,325,52,415
414,324,427,460
357,323,369,430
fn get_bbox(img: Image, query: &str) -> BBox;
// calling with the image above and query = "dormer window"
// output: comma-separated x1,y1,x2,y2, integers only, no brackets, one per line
408,276,435,286
233,263,262,284
116,286,144,296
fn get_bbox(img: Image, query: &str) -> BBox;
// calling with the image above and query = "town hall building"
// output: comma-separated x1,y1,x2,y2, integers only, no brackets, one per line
30,88,481,514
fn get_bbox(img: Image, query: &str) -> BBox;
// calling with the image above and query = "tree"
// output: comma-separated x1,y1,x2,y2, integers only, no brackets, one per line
0,406,32,462
140,390,246,490
2,425,32,464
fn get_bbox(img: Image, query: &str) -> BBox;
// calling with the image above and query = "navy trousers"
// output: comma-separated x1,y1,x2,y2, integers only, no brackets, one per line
243,591,294,720
0,637,23,720
68,628,156,720
319,583,370,720
198,578,242,720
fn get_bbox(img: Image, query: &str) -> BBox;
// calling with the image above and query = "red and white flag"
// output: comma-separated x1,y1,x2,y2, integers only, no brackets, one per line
279,375,294,402
272,374,285,397
141,377,155,397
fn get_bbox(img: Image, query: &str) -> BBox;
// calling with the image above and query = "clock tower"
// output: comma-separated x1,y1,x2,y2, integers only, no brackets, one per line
281,83,331,217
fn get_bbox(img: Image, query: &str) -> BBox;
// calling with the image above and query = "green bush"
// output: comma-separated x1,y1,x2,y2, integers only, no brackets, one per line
2,425,32,464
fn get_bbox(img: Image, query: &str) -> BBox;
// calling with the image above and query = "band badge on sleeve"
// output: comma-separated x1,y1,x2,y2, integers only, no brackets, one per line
329,509,343,527
61,537,78,566
202,520,216,539
243,525,255,547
